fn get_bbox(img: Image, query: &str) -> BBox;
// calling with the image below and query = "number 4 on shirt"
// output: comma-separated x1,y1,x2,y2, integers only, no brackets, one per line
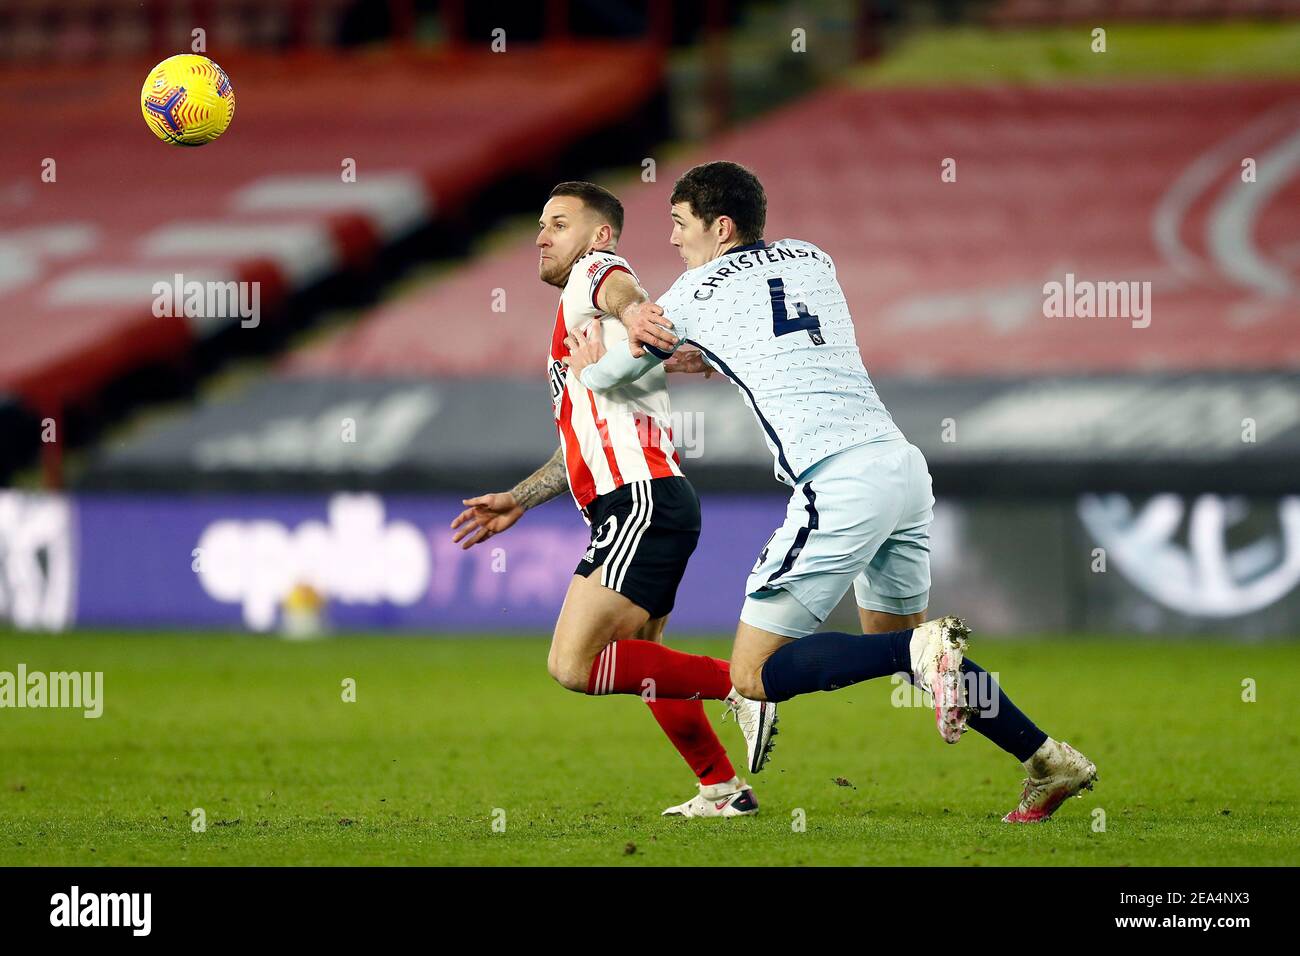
767,278,824,345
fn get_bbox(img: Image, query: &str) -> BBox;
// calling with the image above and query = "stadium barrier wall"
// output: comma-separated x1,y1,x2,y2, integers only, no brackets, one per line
80,373,1300,497
1,491,1297,637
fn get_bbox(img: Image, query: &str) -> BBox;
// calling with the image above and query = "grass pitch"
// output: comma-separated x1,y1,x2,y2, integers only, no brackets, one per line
1,632,1297,866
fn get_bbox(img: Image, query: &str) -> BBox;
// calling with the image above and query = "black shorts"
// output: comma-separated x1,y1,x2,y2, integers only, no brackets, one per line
575,477,701,619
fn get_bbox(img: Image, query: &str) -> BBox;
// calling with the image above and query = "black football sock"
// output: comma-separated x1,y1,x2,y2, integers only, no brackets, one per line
960,658,1048,762
759,629,913,703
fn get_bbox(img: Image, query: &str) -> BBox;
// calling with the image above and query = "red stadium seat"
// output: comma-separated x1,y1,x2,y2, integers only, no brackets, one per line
281,81,1300,382
0,43,663,416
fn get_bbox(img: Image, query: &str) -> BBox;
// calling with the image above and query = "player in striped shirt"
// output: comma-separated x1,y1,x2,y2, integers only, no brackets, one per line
450,182,774,818
568,163,1098,824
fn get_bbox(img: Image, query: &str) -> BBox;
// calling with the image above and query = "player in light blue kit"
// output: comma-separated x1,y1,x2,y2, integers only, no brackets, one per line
563,162,1097,822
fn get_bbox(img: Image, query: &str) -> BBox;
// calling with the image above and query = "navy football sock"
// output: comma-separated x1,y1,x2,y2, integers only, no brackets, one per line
759,629,914,703
960,658,1048,762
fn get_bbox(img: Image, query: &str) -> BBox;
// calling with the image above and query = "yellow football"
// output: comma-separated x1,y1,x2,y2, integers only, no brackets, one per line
140,53,235,146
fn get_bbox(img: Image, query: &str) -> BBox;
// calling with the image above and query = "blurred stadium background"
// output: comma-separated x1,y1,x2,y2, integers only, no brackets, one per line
3,0,1300,643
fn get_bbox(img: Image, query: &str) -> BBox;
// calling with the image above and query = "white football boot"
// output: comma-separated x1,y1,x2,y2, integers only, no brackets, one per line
909,615,971,744
661,777,759,818
722,687,778,773
1002,739,1098,823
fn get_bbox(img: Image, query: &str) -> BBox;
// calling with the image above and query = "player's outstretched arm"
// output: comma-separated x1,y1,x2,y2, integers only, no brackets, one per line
449,446,566,550
596,271,677,358
509,445,569,510
564,323,662,392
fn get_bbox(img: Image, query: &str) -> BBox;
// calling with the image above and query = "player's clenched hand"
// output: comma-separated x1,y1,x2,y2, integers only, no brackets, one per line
619,301,676,358
561,322,606,378
450,493,524,550
663,348,713,378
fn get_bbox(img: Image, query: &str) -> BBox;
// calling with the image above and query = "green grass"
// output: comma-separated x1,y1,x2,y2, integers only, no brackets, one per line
851,22,1300,87
1,633,1297,866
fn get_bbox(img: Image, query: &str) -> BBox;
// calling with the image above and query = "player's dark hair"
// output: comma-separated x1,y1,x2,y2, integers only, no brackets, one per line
669,161,766,245
549,181,624,238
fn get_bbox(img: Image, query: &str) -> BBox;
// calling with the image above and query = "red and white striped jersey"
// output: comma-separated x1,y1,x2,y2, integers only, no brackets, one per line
548,250,683,513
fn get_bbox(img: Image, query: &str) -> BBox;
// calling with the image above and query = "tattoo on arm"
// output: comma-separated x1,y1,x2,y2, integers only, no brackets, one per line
510,446,568,511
